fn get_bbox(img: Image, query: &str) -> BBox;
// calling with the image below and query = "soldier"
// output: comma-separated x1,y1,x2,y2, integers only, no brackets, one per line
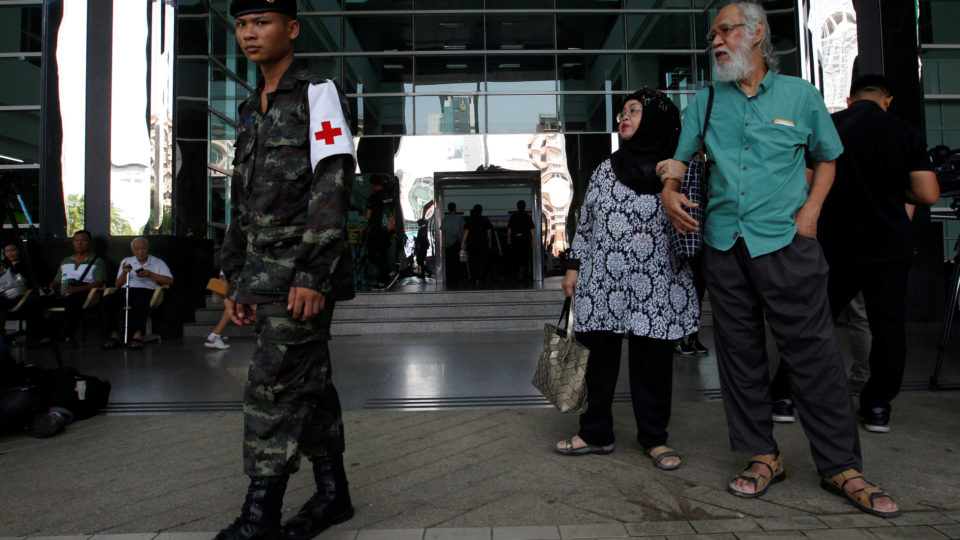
216,1,357,539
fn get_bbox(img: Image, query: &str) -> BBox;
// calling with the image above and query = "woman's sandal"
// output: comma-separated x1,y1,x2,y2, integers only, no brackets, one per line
644,445,682,471
728,453,786,499
555,437,615,456
820,469,901,518
101,338,121,350
127,339,144,350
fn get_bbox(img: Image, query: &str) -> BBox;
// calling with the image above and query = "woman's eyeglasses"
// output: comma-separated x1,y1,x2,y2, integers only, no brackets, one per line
616,105,642,123
706,23,746,43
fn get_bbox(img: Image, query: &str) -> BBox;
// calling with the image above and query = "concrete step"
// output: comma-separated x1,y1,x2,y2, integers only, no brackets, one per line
186,290,712,336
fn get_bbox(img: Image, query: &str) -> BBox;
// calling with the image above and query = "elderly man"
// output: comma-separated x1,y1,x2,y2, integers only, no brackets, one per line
100,237,173,350
657,2,899,518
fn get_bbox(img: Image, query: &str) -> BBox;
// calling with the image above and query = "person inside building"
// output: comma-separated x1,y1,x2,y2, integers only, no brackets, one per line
216,0,358,537
556,88,700,472
40,229,108,349
101,237,173,350
365,173,395,288
440,202,464,283
461,204,494,285
507,199,535,281
657,3,900,517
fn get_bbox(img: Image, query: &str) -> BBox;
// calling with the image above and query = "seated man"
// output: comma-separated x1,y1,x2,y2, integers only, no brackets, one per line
101,237,173,350
41,230,107,348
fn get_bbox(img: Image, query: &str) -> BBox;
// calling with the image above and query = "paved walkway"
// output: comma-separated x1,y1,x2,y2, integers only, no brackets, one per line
2,392,959,539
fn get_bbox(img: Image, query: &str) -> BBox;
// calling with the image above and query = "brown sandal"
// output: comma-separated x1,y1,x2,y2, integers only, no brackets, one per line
728,453,785,498
820,469,900,518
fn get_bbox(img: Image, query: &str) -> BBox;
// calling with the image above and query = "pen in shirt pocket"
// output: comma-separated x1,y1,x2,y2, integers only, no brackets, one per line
772,118,796,127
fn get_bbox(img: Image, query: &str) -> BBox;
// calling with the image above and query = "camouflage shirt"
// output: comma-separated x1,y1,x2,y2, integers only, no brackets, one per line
221,61,355,304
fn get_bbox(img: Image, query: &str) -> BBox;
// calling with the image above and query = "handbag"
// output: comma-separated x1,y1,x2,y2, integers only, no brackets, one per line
670,85,714,261
532,296,589,414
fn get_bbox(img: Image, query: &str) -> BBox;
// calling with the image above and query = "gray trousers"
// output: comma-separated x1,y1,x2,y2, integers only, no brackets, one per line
704,235,861,477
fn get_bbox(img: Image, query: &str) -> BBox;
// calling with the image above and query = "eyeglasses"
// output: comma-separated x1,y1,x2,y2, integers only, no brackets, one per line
706,23,746,42
616,105,642,123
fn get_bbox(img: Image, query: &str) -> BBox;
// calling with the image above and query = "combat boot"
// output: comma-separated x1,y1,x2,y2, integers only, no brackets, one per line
215,475,289,540
280,455,355,540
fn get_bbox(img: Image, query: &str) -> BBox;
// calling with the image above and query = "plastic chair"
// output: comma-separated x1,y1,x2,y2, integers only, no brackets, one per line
2,289,36,342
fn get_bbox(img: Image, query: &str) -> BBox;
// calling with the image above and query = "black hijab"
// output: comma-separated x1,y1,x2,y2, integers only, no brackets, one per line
609,88,681,195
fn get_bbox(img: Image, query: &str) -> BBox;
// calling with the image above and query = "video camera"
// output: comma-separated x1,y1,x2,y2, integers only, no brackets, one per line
931,145,960,198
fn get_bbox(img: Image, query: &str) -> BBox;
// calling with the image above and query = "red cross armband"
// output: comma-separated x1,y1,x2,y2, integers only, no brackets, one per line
308,81,357,172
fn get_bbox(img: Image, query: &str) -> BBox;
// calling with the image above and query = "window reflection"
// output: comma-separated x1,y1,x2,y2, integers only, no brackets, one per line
560,94,614,132
416,0,482,8
357,96,413,136
415,15,483,51
0,6,42,53
302,57,342,84
0,111,40,164
0,57,41,107
342,0,411,10
345,56,413,94
487,14,554,51
345,14,413,52
627,13,695,49
415,56,484,92
627,53,695,90
487,95,557,134
486,0,553,7
488,56,556,92
557,14,624,50
0,168,39,224
559,53,625,92
297,16,342,54
415,96,481,135
557,0,623,9
627,0,696,7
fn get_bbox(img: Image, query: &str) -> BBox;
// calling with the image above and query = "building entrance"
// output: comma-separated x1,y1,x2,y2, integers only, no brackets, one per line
434,171,542,285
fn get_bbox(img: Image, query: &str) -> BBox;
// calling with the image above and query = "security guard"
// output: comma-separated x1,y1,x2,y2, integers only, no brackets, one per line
217,1,356,538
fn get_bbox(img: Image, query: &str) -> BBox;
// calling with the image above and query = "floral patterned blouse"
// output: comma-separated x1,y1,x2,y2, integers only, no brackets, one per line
571,159,700,339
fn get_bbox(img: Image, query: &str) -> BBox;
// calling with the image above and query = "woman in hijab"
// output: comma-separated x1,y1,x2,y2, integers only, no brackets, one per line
555,88,700,471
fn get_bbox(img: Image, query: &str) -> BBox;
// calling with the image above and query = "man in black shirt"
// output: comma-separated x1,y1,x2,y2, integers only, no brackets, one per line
507,200,535,280
772,74,939,433
365,173,395,288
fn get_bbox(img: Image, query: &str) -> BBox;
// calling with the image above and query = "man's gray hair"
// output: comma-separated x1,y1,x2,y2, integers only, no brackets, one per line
734,1,780,72
130,236,149,249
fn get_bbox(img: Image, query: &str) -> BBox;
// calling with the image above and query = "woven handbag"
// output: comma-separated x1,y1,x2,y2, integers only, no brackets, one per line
670,85,714,261
532,297,589,414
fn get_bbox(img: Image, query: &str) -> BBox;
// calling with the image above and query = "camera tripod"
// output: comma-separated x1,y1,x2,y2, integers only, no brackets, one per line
930,147,960,390
0,174,62,366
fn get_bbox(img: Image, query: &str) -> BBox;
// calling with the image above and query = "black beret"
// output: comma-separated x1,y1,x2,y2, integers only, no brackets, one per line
850,73,893,96
230,0,297,19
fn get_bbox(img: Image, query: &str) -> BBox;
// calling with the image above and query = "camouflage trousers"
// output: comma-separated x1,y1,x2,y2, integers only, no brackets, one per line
243,301,345,477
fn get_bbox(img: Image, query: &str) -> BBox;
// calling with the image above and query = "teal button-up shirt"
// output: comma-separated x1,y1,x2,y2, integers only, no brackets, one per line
673,70,843,257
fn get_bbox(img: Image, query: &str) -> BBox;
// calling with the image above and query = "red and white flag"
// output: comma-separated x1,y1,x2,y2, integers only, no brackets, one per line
308,81,356,171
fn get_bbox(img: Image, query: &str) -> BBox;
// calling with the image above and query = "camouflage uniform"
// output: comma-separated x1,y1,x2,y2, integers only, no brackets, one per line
221,61,355,477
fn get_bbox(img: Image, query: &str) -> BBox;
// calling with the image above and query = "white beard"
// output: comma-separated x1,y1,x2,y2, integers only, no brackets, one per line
713,39,756,82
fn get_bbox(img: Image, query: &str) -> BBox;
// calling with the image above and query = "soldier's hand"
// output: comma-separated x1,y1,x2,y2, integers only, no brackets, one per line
225,298,256,326
288,287,325,321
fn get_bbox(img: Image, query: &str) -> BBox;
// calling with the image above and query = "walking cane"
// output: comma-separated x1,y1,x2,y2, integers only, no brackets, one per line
123,265,132,345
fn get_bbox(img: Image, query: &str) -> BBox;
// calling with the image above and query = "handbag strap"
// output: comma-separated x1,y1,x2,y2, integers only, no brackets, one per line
701,85,714,153
76,255,98,283
557,296,576,342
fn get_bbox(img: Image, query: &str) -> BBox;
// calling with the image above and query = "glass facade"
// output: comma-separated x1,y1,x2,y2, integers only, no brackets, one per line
180,0,803,256
920,0,960,254
0,2,43,227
